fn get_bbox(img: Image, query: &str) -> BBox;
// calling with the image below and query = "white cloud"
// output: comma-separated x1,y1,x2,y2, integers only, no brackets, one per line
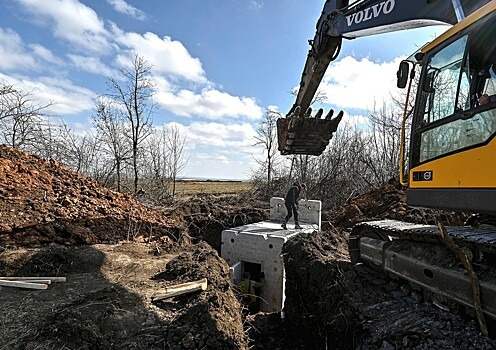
68,54,118,78
320,56,404,111
106,0,146,20
7,0,264,124
15,0,110,52
0,73,96,115
186,121,257,148
249,1,264,10
28,44,64,66
156,88,263,120
160,121,258,180
114,32,206,83
0,28,38,70
30,77,96,115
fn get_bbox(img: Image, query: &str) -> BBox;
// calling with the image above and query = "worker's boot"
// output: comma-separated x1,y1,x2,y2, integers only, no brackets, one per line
281,222,287,230
295,222,302,229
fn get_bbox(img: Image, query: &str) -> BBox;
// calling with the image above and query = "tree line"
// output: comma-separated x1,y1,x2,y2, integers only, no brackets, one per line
0,54,186,204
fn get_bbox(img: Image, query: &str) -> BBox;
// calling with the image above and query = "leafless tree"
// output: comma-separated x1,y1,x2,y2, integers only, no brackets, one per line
0,83,53,149
165,124,187,200
142,124,187,204
57,124,102,176
253,110,281,195
92,99,131,192
359,101,402,186
106,54,155,194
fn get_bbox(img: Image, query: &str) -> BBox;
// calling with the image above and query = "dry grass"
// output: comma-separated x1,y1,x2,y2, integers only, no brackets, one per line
175,180,252,196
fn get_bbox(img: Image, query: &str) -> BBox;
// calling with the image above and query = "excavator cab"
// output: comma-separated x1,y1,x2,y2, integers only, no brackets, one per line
276,107,343,156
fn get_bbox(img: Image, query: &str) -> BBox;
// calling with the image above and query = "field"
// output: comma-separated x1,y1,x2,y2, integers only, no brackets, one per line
175,180,253,195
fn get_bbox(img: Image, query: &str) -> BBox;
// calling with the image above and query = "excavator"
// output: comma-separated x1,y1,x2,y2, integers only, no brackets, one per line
279,0,496,335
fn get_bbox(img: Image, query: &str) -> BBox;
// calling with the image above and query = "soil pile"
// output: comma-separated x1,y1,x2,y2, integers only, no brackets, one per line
327,178,468,228
0,145,248,349
177,194,268,252
0,145,187,247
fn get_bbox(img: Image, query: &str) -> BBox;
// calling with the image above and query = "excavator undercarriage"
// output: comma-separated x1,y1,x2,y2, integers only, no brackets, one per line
349,220,496,331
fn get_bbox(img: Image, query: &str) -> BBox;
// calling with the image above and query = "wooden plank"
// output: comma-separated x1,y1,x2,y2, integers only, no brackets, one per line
152,278,207,301
0,280,48,290
8,279,52,285
0,276,66,282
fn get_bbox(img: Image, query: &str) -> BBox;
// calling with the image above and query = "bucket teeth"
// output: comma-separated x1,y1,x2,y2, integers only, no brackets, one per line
291,106,301,118
325,109,334,120
303,107,312,118
314,108,324,119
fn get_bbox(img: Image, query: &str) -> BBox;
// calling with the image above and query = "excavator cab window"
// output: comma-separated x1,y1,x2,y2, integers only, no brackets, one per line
412,10,496,166
421,35,468,124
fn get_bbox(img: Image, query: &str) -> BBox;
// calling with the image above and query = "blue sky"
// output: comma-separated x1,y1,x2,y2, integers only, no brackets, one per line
0,0,448,180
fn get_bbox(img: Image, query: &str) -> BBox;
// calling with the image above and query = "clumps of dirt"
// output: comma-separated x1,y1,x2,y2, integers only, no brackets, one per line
154,242,247,349
0,145,188,247
327,179,468,228
0,144,249,349
177,194,268,252
0,243,248,350
278,179,495,349
281,230,359,349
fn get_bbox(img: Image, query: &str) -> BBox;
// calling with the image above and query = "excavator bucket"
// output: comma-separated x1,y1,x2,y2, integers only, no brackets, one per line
277,110,343,156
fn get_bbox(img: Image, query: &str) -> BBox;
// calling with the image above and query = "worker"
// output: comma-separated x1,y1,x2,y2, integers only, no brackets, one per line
238,271,264,314
478,63,496,106
281,182,306,230
479,93,496,105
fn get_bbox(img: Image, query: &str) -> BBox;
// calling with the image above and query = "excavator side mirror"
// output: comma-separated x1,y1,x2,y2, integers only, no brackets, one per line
397,61,410,89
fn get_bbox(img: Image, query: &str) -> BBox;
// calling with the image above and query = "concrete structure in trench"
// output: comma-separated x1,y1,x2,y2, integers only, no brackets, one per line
221,197,321,313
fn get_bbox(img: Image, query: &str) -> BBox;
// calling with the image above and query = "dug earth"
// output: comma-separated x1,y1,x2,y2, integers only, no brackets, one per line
0,145,495,349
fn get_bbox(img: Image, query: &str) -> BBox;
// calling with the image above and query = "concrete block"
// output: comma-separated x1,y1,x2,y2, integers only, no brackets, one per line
221,197,322,313
270,197,321,229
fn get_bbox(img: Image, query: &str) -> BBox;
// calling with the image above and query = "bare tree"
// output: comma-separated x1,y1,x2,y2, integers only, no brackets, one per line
253,110,280,194
359,101,402,186
106,54,155,194
143,130,169,202
92,99,131,192
0,83,53,149
165,124,187,200
141,125,187,204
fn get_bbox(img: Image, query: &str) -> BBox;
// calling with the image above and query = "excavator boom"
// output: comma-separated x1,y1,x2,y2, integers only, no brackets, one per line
279,0,492,156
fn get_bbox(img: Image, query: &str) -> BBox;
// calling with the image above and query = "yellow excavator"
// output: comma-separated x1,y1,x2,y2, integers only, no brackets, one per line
279,0,496,334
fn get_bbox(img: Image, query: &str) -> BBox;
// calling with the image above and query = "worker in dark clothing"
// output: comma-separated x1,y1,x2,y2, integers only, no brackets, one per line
281,182,306,229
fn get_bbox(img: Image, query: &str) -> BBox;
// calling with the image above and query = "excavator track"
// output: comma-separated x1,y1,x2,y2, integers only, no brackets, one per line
349,220,496,323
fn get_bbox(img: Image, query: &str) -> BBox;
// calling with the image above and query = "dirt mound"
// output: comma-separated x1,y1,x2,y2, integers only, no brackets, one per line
327,179,468,228
0,145,187,247
177,194,268,252
0,145,248,349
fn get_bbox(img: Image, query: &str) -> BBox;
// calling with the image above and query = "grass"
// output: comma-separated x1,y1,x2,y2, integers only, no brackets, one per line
175,180,253,195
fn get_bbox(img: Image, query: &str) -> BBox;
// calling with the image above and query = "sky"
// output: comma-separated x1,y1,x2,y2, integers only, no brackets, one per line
0,0,450,180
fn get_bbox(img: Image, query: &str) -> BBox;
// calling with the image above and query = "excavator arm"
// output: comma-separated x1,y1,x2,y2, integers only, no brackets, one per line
278,0,492,156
